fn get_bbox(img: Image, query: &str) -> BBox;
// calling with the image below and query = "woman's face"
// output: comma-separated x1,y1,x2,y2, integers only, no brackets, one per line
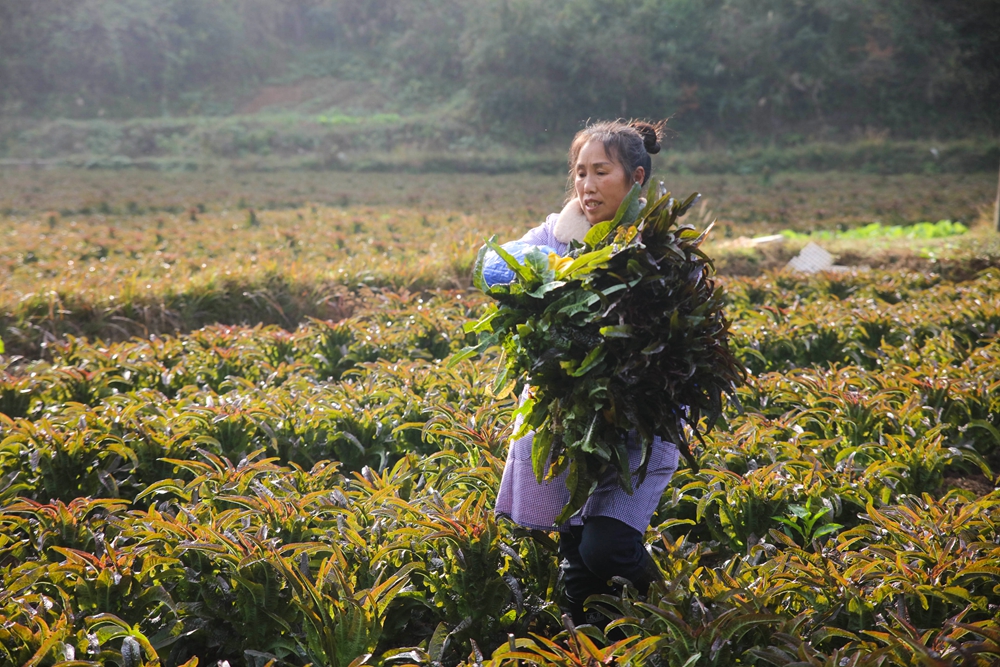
573,140,643,225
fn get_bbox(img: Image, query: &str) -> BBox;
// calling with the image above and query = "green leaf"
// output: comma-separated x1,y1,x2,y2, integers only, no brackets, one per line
522,246,557,284
555,460,597,524
445,344,483,369
471,240,493,293
610,183,643,228
676,192,701,216
599,283,628,298
532,427,554,483
679,654,703,667
491,362,512,398
599,325,633,339
511,393,537,440
528,279,566,299
552,290,600,319
626,258,646,276
561,245,615,279
463,307,499,334
970,419,1000,444
610,437,633,494
569,345,606,377
428,622,451,663
584,219,615,247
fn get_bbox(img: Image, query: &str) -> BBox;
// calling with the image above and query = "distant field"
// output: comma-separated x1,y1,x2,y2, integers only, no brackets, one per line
2,114,996,177
2,166,993,228
2,167,996,355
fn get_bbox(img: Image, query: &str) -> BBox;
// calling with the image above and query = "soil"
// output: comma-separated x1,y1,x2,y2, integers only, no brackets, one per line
239,82,309,114
939,472,997,498
237,78,390,115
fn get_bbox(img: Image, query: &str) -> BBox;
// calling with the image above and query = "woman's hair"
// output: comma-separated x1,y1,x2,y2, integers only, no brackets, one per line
568,119,666,188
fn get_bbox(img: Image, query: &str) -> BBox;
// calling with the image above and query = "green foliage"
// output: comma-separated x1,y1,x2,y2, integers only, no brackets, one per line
727,270,1000,374
1,1,998,140
469,184,743,521
772,496,843,545
275,551,417,667
317,113,402,126
1,265,999,665
781,219,969,241
459,0,997,139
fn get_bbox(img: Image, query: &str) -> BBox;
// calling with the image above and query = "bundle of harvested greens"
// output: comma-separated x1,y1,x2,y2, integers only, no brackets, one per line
464,182,744,521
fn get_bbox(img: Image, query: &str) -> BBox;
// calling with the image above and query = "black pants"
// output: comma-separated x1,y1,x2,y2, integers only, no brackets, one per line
559,516,661,626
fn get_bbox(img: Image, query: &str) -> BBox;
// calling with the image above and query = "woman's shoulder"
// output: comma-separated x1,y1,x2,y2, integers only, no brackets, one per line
517,213,563,250
522,199,590,247
535,212,561,234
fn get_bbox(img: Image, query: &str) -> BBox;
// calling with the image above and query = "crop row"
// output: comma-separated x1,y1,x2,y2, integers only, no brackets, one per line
0,445,556,667
3,271,997,412
1,271,998,666
728,270,1000,372
1,290,474,410
3,401,998,665
0,272,1000,394
2,181,996,358
4,332,994,508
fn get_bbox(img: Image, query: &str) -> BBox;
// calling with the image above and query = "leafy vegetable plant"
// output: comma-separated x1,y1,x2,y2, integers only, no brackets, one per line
466,182,744,521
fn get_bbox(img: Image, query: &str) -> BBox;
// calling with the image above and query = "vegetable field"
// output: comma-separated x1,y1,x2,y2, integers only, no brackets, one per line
1,170,999,666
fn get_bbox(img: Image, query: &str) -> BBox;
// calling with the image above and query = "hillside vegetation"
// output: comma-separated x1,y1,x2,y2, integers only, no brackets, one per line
1,115,997,176
2,0,997,146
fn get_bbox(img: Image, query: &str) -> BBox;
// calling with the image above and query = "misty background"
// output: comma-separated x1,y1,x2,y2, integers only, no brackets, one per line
1,0,998,171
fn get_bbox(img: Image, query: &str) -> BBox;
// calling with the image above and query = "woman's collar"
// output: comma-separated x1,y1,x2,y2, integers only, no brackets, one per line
553,197,648,245
553,199,590,244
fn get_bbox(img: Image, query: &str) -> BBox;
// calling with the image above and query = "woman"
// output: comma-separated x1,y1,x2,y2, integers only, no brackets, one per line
493,119,680,627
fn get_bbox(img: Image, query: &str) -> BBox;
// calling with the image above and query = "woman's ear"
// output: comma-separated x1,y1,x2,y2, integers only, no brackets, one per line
632,166,646,186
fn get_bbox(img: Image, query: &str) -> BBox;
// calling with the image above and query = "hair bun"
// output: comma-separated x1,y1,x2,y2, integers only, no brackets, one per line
632,121,662,155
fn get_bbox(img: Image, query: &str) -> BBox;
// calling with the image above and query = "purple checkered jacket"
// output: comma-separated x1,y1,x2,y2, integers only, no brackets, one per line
519,212,570,255
493,216,680,533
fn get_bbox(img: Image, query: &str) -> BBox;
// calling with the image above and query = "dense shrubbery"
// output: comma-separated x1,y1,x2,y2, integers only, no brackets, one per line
1,270,998,665
1,0,997,142
4,118,997,180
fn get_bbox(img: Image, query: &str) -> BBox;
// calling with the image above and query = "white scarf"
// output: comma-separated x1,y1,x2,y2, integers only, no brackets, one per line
552,196,646,245
553,198,590,245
